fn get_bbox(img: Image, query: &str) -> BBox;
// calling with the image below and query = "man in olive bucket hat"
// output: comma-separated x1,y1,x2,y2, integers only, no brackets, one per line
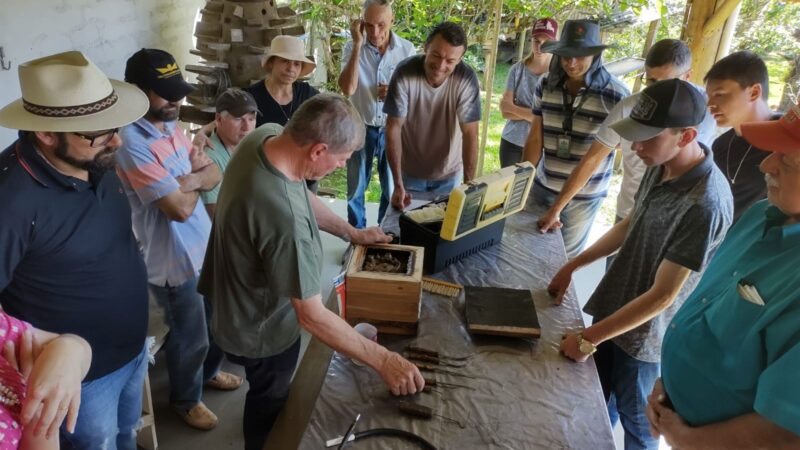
521,19,630,258
0,51,151,449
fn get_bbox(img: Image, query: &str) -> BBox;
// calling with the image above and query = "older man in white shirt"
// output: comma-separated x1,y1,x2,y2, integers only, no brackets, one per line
339,0,415,228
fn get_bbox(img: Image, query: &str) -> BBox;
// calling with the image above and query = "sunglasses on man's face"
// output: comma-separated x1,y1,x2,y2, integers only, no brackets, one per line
72,128,120,148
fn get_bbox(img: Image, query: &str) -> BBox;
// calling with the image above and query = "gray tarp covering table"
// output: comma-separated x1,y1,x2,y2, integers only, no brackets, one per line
265,201,615,450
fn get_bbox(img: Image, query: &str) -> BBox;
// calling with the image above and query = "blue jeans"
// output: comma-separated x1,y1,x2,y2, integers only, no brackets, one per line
531,182,604,258
61,344,148,450
149,276,223,410
347,125,392,228
403,173,462,196
595,340,661,450
226,339,301,450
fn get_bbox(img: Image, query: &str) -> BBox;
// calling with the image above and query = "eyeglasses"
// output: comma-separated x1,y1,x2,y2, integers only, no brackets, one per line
72,128,119,148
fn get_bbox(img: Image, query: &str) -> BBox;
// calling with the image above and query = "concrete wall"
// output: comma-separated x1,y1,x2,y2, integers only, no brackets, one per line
0,0,205,144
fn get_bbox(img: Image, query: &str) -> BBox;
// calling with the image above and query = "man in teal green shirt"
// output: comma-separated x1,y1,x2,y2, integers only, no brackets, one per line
649,101,800,448
200,88,258,218
198,93,424,450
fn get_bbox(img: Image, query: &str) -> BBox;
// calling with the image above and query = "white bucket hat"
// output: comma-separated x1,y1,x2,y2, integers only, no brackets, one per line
263,35,316,77
0,51,149,132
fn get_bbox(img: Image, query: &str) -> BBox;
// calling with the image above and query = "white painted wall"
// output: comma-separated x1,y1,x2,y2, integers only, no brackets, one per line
0,0,205,144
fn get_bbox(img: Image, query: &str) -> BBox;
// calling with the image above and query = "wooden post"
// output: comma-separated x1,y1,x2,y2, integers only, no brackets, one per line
716,1,742,61
632,19,660,94
682,0,743,85
477,0,504,176
516,28,527,65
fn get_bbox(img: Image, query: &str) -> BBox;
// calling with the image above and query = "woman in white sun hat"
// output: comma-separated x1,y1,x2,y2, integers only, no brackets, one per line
245,35,319,190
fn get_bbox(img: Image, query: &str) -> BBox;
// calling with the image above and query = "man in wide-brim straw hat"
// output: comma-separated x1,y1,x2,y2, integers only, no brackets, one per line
521,19,630,258
0,51,152,449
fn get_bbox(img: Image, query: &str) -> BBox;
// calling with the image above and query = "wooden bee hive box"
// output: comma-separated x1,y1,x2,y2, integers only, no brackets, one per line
345,244,424,335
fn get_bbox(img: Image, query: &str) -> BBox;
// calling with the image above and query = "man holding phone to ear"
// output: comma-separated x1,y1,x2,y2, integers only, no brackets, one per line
339,0,415,228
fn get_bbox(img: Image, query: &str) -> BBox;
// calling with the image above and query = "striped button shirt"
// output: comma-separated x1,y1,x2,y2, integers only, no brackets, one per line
532,74,629,200
116,118,212,287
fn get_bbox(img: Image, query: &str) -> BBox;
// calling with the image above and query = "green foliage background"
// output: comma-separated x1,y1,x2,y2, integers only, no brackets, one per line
310,0,798,219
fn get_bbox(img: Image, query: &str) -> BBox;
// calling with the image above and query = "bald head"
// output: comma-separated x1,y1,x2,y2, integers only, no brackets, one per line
362,0,393,49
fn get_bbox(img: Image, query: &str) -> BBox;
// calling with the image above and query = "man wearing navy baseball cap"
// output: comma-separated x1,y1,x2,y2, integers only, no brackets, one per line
549,79,733,450
116,49,242,431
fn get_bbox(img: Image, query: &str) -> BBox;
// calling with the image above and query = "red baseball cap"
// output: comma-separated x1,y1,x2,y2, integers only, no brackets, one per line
532,18,558,41
741,102,800,153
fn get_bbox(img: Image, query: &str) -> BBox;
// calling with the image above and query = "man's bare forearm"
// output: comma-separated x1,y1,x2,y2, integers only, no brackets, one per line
549,141,614,213
522,116,544,167
386,118,404,188
461,122,479,181
192,162,221,192
338,43,362,96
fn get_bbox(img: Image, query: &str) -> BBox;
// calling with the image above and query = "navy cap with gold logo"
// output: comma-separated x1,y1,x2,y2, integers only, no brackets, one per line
124,48,195,102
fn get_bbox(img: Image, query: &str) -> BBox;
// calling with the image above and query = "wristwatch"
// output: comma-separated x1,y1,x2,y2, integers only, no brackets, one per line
576,332,597,355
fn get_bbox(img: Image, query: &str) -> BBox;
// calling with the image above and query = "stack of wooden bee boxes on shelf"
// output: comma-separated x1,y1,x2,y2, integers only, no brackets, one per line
180,0,305,125
345,244,425,335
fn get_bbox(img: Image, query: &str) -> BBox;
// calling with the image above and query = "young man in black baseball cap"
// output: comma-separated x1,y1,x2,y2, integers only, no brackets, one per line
548,79,734,450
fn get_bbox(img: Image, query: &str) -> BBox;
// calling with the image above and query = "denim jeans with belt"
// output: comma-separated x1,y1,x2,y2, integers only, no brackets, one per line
347,125,392,228
61,343,149,450
149,276,223,411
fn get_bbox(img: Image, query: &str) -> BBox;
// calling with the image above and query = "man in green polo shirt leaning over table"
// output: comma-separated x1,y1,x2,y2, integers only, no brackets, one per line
648,100,800,449
198,93,424,450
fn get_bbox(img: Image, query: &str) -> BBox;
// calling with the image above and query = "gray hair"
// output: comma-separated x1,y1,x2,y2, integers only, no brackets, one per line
284,93,365,153
363,0,391,12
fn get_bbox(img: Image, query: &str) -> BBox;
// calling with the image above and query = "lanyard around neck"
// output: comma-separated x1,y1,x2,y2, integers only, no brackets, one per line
561,86,590,133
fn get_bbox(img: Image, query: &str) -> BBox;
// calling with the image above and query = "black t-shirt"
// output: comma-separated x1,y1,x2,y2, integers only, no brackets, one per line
246,80,321,192
246,80,320,127
711,115,779,222
0,137,149,380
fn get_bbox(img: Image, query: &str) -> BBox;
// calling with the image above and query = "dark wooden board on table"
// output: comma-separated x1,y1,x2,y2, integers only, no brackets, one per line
465,286,540,338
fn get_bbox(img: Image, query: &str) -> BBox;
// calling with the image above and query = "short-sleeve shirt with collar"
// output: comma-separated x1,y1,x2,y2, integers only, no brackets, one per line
662,200,800,436
500,62,544,147
383,55,482,180
198,123,323,358
584,146,733,362
200,132,231,206
0,136,148,380
116,118,212,287
341,31,416,127
532,72,630,200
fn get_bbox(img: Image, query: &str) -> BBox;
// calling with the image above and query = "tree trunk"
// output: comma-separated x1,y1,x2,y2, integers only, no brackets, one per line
779,55,800,112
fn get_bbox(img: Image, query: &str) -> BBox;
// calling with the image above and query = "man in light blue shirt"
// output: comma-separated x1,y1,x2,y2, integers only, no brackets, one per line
650,102,800,449
339,0,415,228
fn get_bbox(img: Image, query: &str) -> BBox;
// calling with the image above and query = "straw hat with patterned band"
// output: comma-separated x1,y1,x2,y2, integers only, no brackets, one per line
263,35,316,77
0,51,148,132
741,102,800,153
